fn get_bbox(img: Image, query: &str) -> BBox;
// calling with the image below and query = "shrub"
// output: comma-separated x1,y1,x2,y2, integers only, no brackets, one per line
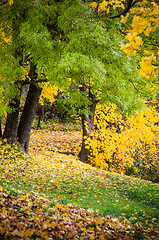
86,104,159,182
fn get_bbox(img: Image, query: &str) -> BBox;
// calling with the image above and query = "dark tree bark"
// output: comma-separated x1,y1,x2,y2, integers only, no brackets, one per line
2,61,43,153
79,88,97,163
17,83,42,154
0,118,2,138
37,104,44,129
3,96,21,144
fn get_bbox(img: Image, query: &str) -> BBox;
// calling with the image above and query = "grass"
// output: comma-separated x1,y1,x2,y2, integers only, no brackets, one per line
0,137,159,233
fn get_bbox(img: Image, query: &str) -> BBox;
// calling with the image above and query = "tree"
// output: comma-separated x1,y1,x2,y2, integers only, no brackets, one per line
63,0,159,162
0,118,2,138
0,0,158,159
0,0,83,152
52,20,157,162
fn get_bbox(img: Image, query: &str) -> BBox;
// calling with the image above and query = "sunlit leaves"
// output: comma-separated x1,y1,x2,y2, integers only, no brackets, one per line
8,0,13,5
120,0,159,78
91,2,97,8
54,25,145,114
120,33,143,56
91,0,124,13
86,103,159,182
140,54,157,79
91,0,158,79
39,83,59,105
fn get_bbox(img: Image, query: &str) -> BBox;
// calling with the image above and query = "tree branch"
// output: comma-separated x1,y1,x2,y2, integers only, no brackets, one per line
109,0,139,19
15,77,48,86
0,0,8,6
128,79,139,93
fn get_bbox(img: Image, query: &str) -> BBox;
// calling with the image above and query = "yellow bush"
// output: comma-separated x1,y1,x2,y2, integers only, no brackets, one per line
86,103,159,182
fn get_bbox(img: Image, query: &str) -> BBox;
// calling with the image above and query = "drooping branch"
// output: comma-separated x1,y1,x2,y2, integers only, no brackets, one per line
109,0,139,19
0,0,8,7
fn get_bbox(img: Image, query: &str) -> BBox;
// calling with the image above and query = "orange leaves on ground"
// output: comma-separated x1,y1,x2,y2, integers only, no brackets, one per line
29,129,81,158
0,189,148,240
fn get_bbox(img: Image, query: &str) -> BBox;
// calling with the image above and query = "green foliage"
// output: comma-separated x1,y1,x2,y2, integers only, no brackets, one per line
52,20,150,114
0,0,157,120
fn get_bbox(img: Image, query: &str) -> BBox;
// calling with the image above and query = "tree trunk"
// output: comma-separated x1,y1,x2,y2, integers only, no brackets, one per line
3,97,21,144
18,83,42,154
37,104,44,129
79,89,97,163
0,118,2,138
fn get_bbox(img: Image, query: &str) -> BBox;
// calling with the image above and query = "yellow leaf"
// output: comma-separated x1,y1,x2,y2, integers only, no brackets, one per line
8,0,13,5
12,229,24,237
28,201,33,207
121,15,128,24
56,203,63,209
91,2,98,8
99,0,108,11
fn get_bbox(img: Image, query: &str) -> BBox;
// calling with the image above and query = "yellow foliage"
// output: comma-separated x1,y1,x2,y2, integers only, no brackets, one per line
0,25,12,45
86,103,159,181
140,55,157,78
120,0,159,78
91,0,124,13
8,0,13,5
99,0,109,11
39,83,59,105
91,0,158,78
121,15,129,24
91,2,97,8
19,66,29,81
121,33,143,55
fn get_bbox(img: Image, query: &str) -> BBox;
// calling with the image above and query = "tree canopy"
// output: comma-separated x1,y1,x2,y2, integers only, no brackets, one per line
1,0,158,107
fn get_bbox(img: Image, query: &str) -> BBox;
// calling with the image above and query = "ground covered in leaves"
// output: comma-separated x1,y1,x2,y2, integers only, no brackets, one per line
0,190,147,240
0,129,159,239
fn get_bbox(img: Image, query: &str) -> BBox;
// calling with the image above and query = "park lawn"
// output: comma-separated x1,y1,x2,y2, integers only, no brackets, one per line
0,129,159,239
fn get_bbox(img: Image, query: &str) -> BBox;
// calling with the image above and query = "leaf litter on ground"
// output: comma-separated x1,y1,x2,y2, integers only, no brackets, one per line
0,129,159,239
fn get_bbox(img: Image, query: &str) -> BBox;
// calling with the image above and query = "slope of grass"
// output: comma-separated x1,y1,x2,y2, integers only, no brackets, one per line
0,130,159,239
